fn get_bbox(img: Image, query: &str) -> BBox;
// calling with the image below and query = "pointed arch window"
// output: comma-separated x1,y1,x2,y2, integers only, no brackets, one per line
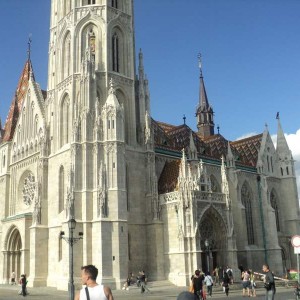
60,95,70,147
241,183,255,245
270,191,280,232
112,0,118,8
112,33,119,72
63,33,71,79
59,166,65,213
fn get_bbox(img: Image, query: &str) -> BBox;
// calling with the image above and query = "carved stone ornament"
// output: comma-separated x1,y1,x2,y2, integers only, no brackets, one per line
22,173,36,206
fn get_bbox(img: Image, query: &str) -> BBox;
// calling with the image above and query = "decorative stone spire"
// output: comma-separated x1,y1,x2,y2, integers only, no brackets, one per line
188,131,197,160
226,141,235,168
276,113,292,158
195,54,214,138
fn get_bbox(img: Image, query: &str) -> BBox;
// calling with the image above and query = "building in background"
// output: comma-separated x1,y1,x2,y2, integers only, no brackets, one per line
0,0,299,290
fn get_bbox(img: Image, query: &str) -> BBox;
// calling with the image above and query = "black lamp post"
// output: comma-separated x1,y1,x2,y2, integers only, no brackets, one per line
60,218,83,300
205,239,210,273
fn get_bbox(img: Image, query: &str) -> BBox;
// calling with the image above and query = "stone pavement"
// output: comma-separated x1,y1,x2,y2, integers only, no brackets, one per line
0,281,297,300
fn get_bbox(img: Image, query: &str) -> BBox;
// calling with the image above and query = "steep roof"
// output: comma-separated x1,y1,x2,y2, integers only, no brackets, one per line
153,120,263,168
231,134,263,167
158,160,181,194
2,59,34,142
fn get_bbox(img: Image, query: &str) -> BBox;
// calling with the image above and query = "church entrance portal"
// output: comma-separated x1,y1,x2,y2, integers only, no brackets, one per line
3,226,22,283
198,207,227,273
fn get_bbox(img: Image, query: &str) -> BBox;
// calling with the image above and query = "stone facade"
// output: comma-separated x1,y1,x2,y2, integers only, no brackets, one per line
0,0,299,291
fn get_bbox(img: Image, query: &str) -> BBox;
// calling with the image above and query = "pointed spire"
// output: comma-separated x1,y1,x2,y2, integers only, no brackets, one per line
105,78,120,107
276,114,291,155
2,56,33,142
27,35,32,61
195,53,214,138
189,131,197,160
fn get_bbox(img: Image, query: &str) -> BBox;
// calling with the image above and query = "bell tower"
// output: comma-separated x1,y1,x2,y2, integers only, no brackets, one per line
47,0,137,151
45,0,142,288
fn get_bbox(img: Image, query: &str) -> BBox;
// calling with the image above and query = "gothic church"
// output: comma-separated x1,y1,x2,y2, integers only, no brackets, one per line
0,0,299,290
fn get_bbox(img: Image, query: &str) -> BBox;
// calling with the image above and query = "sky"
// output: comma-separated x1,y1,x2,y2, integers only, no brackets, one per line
0,0,300,198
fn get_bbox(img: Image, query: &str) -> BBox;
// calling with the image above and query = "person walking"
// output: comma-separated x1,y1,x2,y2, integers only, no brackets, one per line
249,269,257,297
262,264,276,300
139,270,150,293
74,265,114,300
192,270,204,299
222,271,230,297
204,271,213,298
20,274,27,297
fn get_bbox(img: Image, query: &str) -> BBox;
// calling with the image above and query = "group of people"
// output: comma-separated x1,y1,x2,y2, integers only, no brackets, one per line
10,271,28,297
189,269,215,299
185,263,276,300
9,263,276,300
121,270,150,293
241,268,257,297
10,272,28,297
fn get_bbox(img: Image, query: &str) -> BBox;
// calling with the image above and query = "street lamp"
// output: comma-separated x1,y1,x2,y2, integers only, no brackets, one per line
60,218,83,300
204,239,210,273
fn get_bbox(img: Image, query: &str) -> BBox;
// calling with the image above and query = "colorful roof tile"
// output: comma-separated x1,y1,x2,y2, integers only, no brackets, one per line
2,59,34,142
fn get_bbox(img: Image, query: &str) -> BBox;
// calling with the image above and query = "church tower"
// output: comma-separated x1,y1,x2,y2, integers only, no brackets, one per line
44,0,148,289
195,55,214,138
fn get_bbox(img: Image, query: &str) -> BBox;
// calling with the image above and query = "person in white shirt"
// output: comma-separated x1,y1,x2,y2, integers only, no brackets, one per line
203,271,214,297
74,265,114,300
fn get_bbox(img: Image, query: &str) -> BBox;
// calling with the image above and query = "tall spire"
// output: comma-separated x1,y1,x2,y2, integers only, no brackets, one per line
195,53,214,138
276,113,291,156
27,35,32,60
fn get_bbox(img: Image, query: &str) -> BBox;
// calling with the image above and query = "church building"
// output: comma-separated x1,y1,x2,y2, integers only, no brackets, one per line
0,0,299,290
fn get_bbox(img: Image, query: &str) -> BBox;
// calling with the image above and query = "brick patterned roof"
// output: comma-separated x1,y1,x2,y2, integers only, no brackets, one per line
154,121,263,193
2,60,34,142
231,133,263,167
158,160,181,194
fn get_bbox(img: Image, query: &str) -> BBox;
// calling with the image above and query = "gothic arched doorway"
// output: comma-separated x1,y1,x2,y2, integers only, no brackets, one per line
198,207,227,273
4,226,22,283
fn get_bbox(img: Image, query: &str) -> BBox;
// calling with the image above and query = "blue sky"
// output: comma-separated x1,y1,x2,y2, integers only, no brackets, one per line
0,0,299,198
1,0,300,141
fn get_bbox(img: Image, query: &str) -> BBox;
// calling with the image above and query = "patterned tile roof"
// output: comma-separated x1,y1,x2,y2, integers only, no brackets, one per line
152,120,262,192
158,159,181,194
2,59,34,142
231,133,263,167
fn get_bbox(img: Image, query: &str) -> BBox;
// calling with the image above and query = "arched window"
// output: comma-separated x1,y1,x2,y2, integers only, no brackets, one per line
63,32,71,79
112,0,118,8
59,166,65,213
64,0,71,15
112,33,119,72
60,95,70,147
34,115,39,137
241,182,254,245
270,190,280,232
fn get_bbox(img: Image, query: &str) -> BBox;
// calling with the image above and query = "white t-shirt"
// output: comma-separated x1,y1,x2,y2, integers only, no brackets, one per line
204,275,213,286
79,284,108,300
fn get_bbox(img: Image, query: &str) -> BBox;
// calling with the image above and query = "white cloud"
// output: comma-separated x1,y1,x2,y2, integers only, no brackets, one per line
235,132,258,141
